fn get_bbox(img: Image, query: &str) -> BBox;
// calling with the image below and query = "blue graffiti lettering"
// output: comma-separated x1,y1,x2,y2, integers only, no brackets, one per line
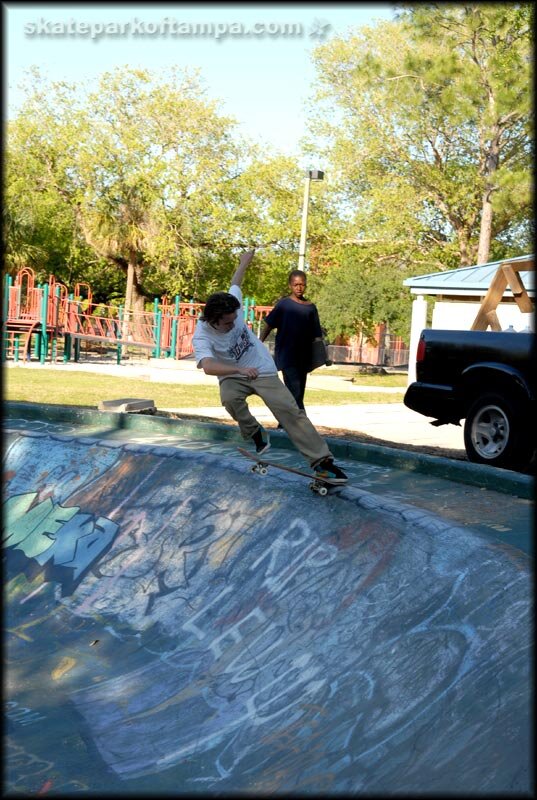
4,493,120,595
4,494,78,555
36,513,118,579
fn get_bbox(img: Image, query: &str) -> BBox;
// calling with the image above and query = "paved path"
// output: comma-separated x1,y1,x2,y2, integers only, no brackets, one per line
6,358,465,451
166,402,465,451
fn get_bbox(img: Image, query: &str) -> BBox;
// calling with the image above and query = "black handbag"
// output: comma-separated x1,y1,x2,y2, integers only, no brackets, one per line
309,338,331,372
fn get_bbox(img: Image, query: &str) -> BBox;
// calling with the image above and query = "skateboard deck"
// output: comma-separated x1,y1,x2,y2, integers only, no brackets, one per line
237,447,342,496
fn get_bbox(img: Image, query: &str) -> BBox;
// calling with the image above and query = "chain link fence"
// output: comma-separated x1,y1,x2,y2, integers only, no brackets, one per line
327,344,409,368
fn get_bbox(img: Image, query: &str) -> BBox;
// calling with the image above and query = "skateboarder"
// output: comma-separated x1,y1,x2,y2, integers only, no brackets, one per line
192,250,348,483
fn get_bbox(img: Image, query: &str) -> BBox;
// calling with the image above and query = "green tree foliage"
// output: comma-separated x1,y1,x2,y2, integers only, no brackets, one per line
308,238,416,341
305,3,532,340
398,3,533,263
4,80,92,283
6,10,531,346
309,4,532,266
5,67,314,310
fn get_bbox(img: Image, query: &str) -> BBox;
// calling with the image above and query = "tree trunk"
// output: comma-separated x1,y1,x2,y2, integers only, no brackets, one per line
477,132,500,265
122,253,136,340
477,189,494,264
456,227,474,267
133,263,146,314
124,254,147,314
124,260,135,317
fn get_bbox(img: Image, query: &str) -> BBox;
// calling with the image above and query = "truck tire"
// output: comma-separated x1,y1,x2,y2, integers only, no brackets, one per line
463,392,531,470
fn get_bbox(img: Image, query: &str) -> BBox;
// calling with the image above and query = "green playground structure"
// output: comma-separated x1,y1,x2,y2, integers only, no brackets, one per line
2,267,271,365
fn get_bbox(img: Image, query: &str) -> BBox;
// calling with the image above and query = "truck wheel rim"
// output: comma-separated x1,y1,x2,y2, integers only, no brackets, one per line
470,404,510,459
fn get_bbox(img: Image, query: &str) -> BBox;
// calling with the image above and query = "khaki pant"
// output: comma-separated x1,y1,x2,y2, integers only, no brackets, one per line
219,374,332,467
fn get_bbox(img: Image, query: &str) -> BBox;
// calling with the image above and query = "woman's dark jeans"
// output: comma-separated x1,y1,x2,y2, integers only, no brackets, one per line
282,366,308,410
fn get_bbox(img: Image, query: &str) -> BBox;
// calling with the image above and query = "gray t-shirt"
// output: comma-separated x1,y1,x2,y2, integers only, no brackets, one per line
193,285,277,381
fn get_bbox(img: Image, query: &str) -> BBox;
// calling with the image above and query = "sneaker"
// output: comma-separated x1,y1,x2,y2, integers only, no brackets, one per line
313,458,348,483
252,427,271,455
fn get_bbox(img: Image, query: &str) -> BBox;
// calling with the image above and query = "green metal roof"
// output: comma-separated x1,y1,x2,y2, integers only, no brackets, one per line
404,255,534,297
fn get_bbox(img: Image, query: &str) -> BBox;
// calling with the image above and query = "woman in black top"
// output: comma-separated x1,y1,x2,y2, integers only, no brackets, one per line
260,270,323,412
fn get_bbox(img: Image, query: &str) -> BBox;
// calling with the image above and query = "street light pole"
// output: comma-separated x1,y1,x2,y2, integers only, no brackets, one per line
298,169,324,271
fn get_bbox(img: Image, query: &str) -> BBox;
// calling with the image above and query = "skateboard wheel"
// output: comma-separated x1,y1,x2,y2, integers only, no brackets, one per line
318,486,328,496
259,466,268,476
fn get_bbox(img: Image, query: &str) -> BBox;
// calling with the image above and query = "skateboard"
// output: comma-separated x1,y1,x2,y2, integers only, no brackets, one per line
237,447,341,496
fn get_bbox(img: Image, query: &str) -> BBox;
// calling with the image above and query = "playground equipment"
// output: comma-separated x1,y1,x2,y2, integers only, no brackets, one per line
3,267,406,367
2,267,266,364
2,269,65,364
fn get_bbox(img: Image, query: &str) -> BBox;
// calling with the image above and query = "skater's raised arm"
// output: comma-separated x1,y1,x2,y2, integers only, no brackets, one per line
230,249,255,288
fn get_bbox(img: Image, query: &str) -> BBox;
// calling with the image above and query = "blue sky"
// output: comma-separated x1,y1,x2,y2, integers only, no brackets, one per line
5,3,395,162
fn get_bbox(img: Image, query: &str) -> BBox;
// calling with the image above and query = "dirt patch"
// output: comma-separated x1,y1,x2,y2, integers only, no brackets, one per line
307,424,467,461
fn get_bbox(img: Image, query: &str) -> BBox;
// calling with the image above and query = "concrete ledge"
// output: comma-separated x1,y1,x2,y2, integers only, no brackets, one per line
5,401,534,499
98,398,156,413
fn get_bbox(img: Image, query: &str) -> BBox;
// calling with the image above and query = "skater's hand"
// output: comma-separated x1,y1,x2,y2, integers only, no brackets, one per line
230,249,255,288
240,366,259,379
238,249,255,269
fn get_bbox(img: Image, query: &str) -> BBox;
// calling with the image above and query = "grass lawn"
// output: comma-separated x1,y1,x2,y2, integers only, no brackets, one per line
5,368,405,408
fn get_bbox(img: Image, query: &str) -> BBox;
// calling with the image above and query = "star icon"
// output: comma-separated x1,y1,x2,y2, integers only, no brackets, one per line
308,18,332,41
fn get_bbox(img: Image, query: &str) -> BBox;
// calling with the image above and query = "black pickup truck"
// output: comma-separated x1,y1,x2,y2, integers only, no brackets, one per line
404,329,536,470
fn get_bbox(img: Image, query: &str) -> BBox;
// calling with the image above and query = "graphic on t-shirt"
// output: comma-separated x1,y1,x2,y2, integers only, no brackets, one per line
228,327,254,362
